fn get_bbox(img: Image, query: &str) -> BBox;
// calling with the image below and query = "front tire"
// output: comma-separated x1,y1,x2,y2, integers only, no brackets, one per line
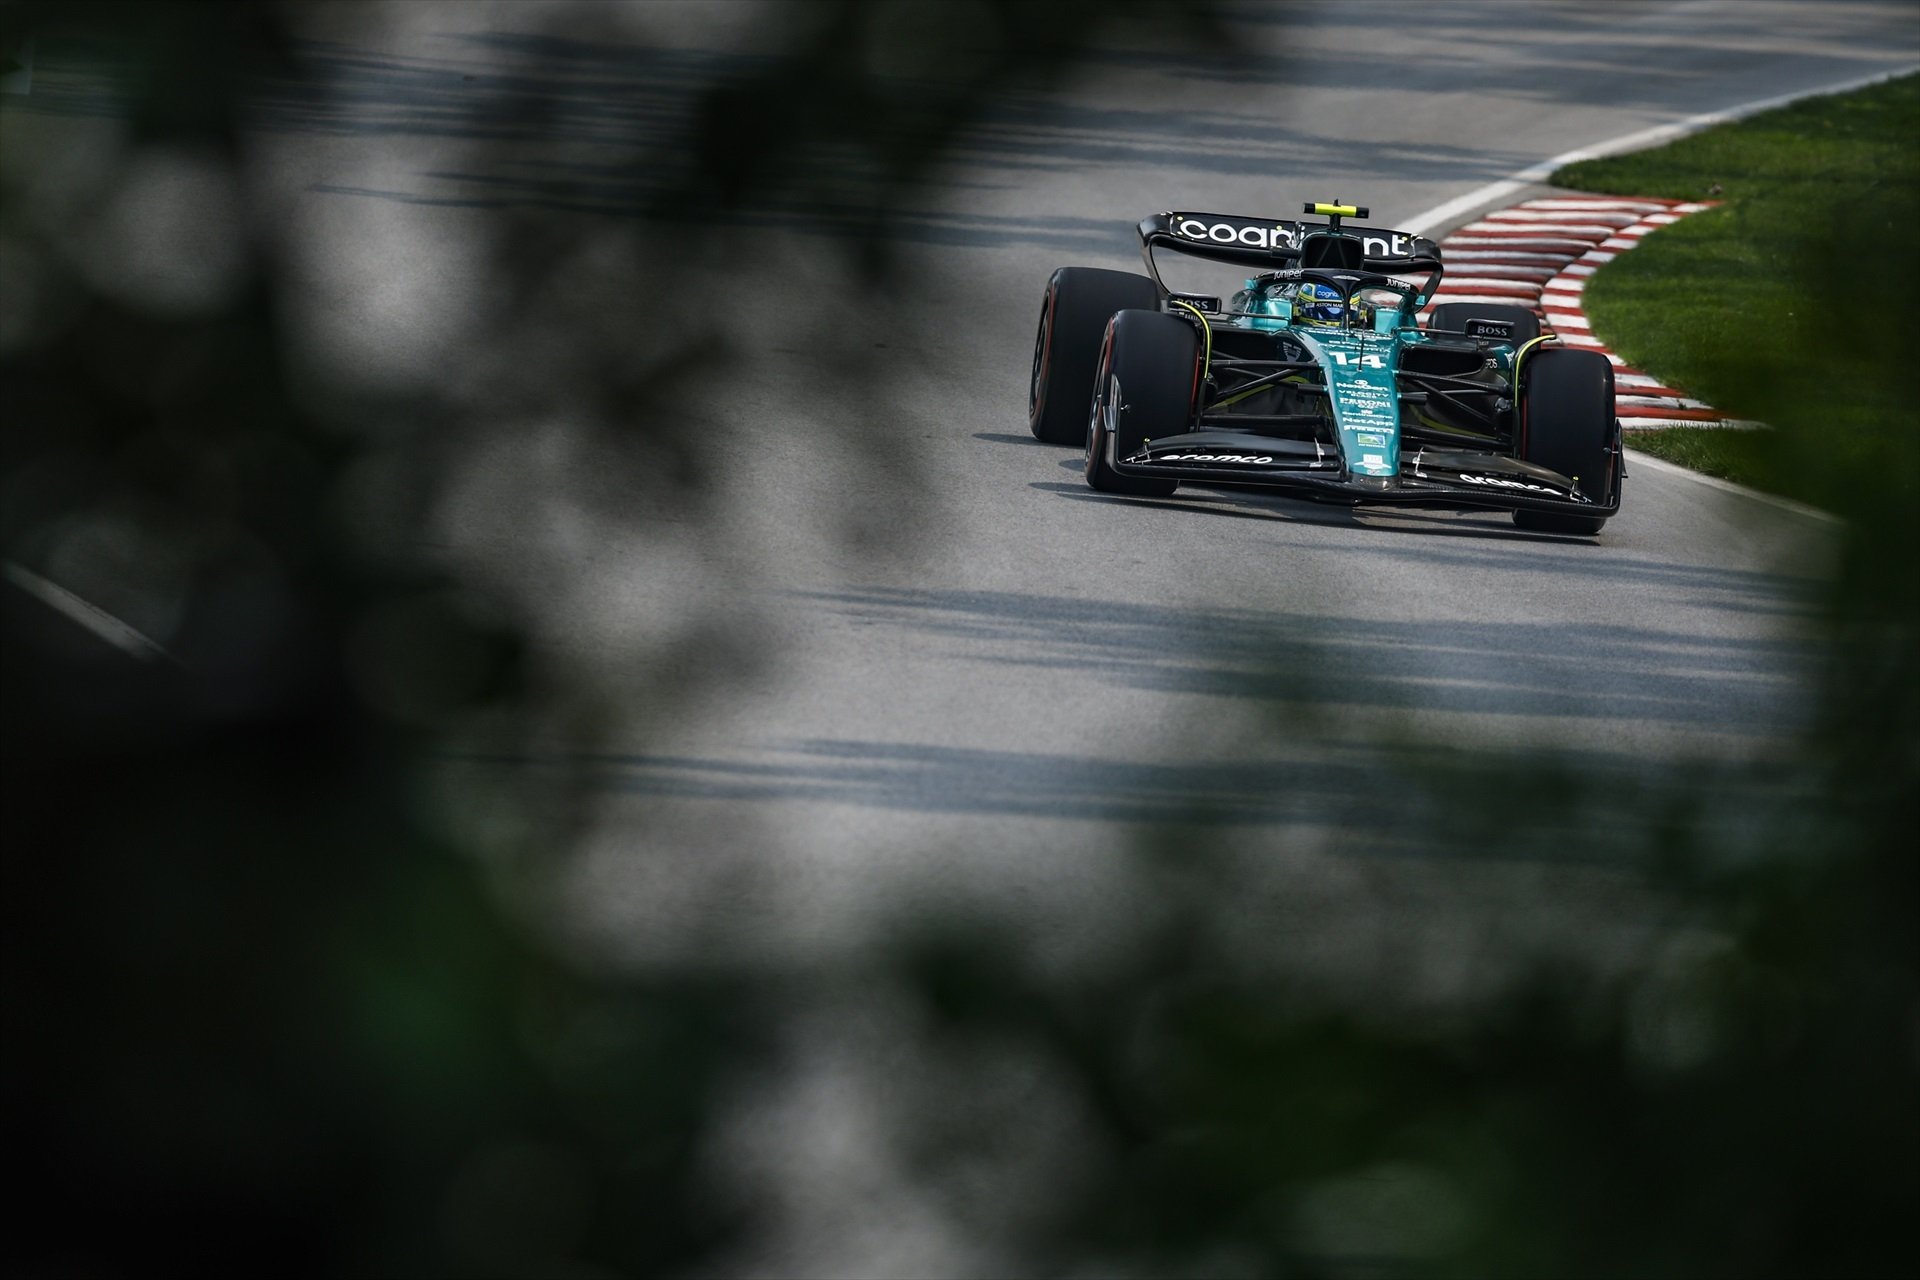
1029,267,1161,444
1513,347,1619,535
1086,309,1199,497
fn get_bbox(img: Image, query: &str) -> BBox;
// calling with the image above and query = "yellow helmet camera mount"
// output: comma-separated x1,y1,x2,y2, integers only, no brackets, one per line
1304,201,1367,230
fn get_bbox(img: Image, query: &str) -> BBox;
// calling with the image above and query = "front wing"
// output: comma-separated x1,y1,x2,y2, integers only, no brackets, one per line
1107,429,1622,517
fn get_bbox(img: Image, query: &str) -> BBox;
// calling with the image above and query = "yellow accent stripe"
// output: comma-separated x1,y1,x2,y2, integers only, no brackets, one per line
1212,386,1263,410
1168,299,1212,383
1511,334,1556,434
1512,334,1554,391
1311,203,1359,216
1212,374,1309,411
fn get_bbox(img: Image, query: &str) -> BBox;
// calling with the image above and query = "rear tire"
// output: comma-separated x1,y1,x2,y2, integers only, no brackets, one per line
1029,267,1160,444
1428,302,1541,347
1512,347,1618,535
1086,310,1198,497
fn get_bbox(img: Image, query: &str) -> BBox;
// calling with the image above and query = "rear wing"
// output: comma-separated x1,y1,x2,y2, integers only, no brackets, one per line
1138,210,1445,302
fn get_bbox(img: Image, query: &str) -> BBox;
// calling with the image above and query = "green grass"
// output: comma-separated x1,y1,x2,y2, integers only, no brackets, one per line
1614,425,1770,485
1549,72,1920,508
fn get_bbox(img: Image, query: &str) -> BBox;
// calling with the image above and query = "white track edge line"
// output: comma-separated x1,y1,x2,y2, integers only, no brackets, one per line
1621,451,1838,523
1406,62,1914,521
3,562,177,662
1400,63,1920,235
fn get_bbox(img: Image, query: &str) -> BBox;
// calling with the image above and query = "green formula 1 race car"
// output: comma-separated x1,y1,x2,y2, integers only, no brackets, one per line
1026,202,1622,535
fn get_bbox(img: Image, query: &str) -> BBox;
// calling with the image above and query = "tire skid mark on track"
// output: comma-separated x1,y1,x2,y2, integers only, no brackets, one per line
1417,197,1748,430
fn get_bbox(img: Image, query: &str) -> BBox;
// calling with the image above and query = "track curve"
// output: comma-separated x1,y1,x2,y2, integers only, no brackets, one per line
248,1,1920,961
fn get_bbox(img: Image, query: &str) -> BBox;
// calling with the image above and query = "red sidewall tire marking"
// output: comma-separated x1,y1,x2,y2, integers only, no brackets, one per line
1029,287,1056,425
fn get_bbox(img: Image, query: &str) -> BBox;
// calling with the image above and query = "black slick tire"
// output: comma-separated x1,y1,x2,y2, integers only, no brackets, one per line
1513,346,1619,535
1085,309,1198,497
1029,267,1161,444
1428,302,1541,347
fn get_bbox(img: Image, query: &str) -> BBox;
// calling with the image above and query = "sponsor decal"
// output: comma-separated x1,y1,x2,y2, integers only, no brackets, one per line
1457,472,1566,497
1360,233,1416,259
1362,454,1386,467
1465,319,1514,341
1355,432,1387,447
1173,218,1298,250
1170,217,1417,261
1154,451,1277,465
1168,292,1221,312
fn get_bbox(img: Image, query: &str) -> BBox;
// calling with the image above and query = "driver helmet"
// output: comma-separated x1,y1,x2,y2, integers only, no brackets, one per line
1295,281,1347,327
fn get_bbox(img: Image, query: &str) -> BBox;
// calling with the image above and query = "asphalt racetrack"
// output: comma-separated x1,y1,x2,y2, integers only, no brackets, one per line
18,4,1920,960
204,0,1914,973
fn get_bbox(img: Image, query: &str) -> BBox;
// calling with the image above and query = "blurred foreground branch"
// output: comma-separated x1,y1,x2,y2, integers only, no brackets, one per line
2,3,1914,1277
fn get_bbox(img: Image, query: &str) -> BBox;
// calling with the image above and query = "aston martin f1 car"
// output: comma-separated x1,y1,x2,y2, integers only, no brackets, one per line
1026,202,1622,535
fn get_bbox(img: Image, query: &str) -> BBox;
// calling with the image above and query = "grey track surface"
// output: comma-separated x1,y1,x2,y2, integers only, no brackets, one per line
12,3,1917,968
483,0,1910,967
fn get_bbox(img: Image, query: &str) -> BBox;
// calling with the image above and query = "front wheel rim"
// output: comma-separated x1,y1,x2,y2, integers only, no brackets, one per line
1029,294,1053,417
1086,330,1113,458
